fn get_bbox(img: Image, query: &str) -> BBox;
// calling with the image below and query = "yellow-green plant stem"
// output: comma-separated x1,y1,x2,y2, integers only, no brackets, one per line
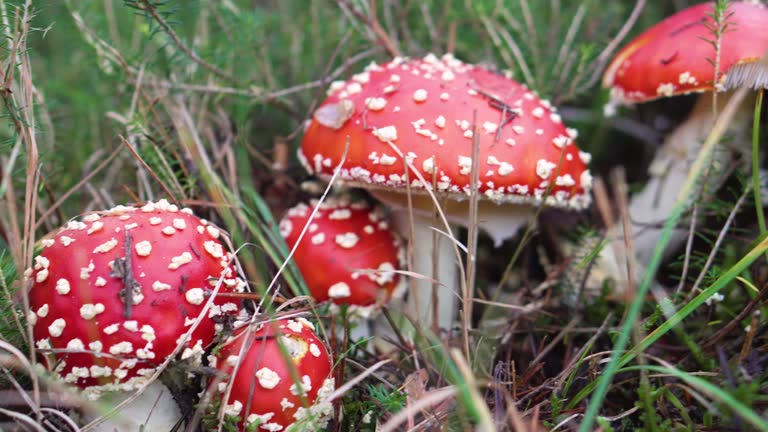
752,89,765,258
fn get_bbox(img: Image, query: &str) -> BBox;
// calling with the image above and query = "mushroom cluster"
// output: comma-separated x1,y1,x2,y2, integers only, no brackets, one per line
210,318,335,431
279,197,404,317
26,199,245,399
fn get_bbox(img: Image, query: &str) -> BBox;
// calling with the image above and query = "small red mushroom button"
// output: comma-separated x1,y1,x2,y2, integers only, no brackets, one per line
27,199,245,398
279,197,404,316
211,318,335,431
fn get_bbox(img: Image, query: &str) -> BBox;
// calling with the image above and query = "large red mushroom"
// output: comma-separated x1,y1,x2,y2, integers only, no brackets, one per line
279,197,404,317
210,317,335,431
300,53,593,330
27,199,245,403
598,1,768,283
301,53,592,225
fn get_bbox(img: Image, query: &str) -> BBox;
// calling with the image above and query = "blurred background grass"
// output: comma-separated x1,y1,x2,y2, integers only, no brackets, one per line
1,0,767,430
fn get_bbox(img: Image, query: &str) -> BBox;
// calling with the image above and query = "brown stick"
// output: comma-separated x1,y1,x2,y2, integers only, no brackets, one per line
337,0,401,57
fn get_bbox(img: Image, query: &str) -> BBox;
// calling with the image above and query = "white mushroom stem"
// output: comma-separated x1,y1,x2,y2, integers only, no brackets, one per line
82,381,182,432
373,190,535,333
598,91,754,284
391,210,458,332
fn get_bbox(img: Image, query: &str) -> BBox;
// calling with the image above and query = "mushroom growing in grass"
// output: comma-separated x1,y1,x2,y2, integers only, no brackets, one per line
26,199,245,429
209,317,335,431
279,197,404,318
601,1,768,277
299,53,593,331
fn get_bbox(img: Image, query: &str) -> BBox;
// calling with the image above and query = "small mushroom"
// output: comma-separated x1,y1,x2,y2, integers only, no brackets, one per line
599,1,768,281
279,197,404,318
27,199,245,402
299,53,592,330
210,318,335,431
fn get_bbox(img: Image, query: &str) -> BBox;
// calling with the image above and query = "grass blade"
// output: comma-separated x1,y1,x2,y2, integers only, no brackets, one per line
752,89,765,250
620,365,768,430
577,86,751,432
567,233,768,410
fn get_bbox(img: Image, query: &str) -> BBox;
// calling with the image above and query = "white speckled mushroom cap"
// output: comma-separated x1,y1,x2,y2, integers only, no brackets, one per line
27,199,244,398
212,318,334,431
299,53,593,211
603,1,768,109
279,197,404,315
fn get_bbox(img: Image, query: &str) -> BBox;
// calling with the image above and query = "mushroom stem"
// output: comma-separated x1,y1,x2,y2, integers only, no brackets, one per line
82,381,182,432
600,91,753,283
390,210,458,332
371,188,538,335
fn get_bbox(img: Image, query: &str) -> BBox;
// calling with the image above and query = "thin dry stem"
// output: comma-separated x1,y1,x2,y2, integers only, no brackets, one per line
688,185,750,298
519,0,541,79
0,407,46,432
0,0,43,419
119,136,181,205
702,280,768,349
611,169,637,298
464,112,482,360
379,386,457,432
481,15,535,87
583,0,646,89
33,145,124,232
336,0,401,57
553,4,587,90
134,0,239,84
327,359,392,402
675,204,699,294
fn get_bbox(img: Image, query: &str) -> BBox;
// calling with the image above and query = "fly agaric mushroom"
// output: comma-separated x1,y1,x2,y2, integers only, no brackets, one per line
210,318,334,431
299,53,592,330
279,197,404,317
600,1,768,279
27,199,245,403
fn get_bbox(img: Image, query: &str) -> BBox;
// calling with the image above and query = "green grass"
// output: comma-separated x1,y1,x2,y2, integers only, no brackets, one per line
0,0,767,430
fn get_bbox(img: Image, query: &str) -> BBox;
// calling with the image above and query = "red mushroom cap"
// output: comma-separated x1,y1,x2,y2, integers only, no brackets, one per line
603,1,768,106
212,318,334,431
299,53,592,210
27,199,245,398
279,197,404,315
